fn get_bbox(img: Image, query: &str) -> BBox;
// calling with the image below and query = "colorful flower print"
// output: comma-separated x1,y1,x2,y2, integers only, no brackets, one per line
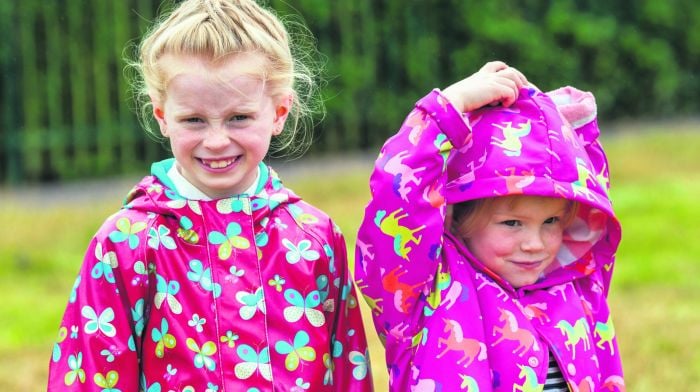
64,352,86,386
186,338,217,371
292,377,311,391
177,216,199,244
271,217,288,230
268,274,286,292
186,259,222,298
349,349,369,380
235,287,266,320
148,224,177,250
282,239,320,264
226,266,245,284
99,345,121,363
154,274,183,314
188,313,206,333
234,345,272,381
108,217,147,249
52,326,68,362
206,382,219,392
91,243,118,283
151,318,176,358
208,222,251,260
275,330,317,371
283,289,325,327
164,364,177,381
94,370,120,392
81,305,116,337
220,330,239,348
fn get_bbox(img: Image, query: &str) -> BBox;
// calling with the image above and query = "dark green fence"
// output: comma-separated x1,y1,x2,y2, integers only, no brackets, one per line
1,0,165,183
3,0,699,184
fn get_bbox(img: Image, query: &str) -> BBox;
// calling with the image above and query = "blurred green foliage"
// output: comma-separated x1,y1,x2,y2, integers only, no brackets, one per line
2,0,699,183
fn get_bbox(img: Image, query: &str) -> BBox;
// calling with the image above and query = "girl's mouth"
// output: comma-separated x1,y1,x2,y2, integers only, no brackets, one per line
511,260,543,270
199,157,239,170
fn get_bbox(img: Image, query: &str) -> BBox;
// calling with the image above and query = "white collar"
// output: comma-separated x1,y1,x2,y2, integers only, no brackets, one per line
167,164,260,200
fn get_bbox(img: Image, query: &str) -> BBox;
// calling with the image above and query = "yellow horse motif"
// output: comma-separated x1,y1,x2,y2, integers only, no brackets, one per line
594,315,616,355
374,208,425,259
513,365,544,392
426,262,451,309
555,318,591,360
491,120,532,157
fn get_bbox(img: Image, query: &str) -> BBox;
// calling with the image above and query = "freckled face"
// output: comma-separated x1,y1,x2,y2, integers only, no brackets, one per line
462,196,568,288
152,52,291,198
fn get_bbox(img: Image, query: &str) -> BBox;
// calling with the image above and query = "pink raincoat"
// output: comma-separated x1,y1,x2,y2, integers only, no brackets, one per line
355,87,624,391
48,159,373,391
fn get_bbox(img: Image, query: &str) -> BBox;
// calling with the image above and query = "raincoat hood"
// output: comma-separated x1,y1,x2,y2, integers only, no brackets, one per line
446,86,621,288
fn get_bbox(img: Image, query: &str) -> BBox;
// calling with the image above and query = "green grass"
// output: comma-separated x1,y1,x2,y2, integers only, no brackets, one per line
2,127,699,391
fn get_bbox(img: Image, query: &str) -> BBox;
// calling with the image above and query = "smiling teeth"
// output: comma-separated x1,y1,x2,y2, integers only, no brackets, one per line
205,159,234,169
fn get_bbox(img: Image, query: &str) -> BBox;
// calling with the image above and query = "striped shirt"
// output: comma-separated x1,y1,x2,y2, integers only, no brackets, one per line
543,352,569,391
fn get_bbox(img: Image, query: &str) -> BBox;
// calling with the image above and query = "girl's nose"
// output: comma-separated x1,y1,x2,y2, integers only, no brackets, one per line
520,229,545,252
202,126,231,150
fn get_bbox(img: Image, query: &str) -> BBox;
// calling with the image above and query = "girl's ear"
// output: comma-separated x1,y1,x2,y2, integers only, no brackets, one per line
151,96,168,137
272,94,293,136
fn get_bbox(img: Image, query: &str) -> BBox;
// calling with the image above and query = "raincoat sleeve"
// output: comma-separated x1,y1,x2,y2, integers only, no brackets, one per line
327,222,374,390
47,212,150,391
354,89,472,342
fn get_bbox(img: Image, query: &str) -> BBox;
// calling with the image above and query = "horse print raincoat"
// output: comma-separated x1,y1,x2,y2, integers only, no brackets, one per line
48,159,373,391
355,87,624,391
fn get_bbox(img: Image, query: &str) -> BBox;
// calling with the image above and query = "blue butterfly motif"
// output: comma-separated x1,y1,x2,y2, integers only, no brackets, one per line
154,274,183,314
187,259,222,298
90,242,118,284
235,287,266,320
349,349,369,380
147,224,177,250
69,275,81,303
52,326,68,362
131,299,145,337
81,305,116,337
316,275,330,303
283,289,325,327
234,345,272,381
283,239,320,264
323,244,336,274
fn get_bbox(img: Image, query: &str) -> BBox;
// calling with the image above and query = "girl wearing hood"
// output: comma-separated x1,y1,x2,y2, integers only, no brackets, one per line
355,61,624,391
47,1,372,390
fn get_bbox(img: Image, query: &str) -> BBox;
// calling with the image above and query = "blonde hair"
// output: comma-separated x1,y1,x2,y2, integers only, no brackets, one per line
452,196,579,238
126,0,324,157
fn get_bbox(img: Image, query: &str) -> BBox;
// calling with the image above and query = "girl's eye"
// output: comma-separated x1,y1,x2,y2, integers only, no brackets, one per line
544,216,561,224
230,114,250,122
500,220,520,227
183,117,204,124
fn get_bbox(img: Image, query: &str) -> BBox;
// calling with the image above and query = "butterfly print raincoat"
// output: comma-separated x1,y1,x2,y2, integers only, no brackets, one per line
48,159,373,391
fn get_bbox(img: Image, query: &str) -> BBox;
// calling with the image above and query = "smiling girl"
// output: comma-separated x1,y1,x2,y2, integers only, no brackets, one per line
48,1,372,390
355,63,624,391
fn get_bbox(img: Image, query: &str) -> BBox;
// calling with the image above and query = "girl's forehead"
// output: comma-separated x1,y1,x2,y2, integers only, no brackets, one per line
159,52,268,86
492,195,568,212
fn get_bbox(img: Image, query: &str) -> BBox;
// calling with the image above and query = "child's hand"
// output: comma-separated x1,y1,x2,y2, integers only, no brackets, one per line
441,61,528,113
